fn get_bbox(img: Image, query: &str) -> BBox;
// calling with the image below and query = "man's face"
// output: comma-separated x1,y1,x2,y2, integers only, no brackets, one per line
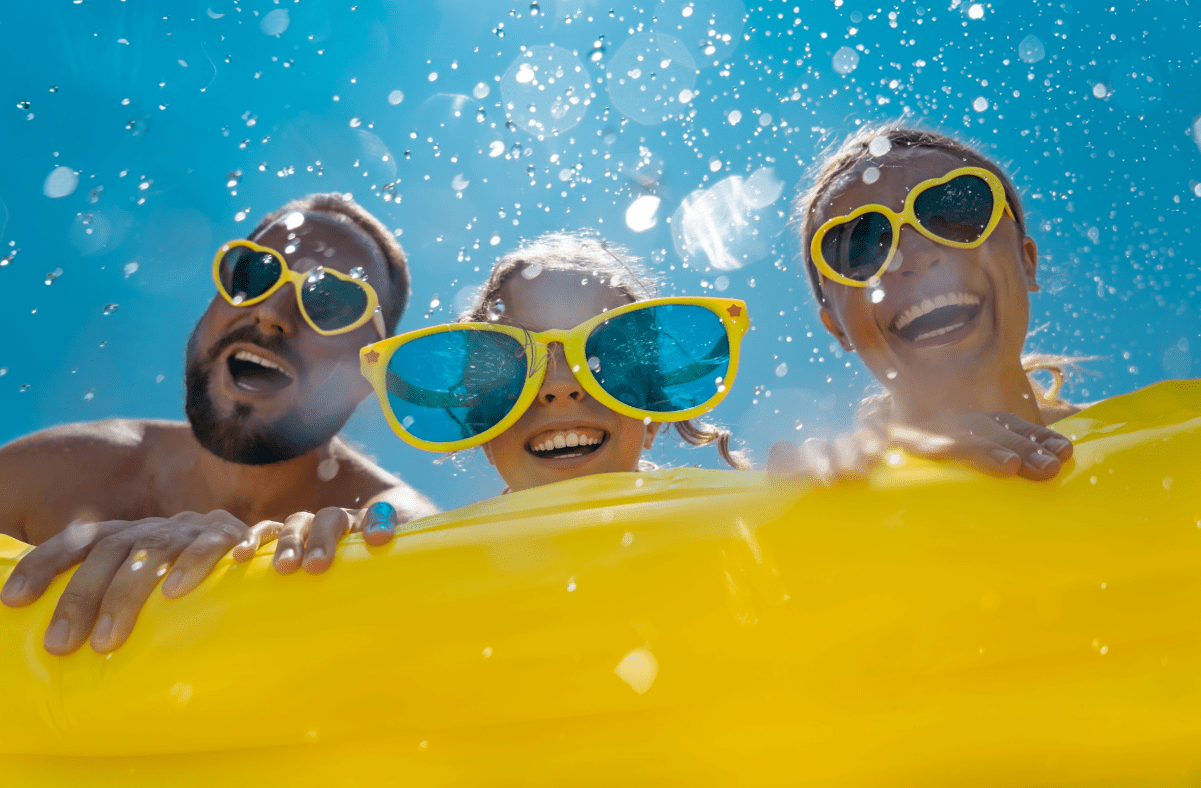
185,211,393,464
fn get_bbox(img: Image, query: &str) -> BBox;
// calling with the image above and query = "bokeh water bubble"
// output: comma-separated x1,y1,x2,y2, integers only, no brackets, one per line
671,168,785,271
1018,34,1045,64
486,300,506,321
606,33,697,125
500,45,590,137
260,9,289,36
625,195,661,232
832,47,859,75
43,166,78,198
387,90,404,105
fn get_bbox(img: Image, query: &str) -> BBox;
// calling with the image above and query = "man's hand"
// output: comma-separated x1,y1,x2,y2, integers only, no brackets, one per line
890,412,1073,480
0,511,251,655
230,502,399,574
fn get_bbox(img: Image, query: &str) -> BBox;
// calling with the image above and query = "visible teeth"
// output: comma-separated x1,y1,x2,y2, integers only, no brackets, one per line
914,322,967,342
532,431,602,453
893,291,981,331
233,350,289,375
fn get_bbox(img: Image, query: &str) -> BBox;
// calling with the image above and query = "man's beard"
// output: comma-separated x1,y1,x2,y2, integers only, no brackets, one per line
184,323,352,466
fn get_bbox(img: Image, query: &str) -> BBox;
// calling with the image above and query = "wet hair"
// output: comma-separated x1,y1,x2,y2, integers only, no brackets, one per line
790,122,1027,306
463,231,750,471
250,193,410,334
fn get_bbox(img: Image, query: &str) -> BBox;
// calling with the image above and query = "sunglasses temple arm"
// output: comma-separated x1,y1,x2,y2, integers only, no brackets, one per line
373,308,387,340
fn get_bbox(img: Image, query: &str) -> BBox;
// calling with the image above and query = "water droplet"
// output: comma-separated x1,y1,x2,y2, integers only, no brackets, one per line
476,107,486,122
16,100,30,110
19,384,30,392
643,416,653,425
521,262,543,280
728,109,742,125
759,113,773,127
832,46,859,75
529,0,540,15
43,166,79,198
1092,83,1108,99
472,82,490,100
1,248,18,267
967,3,984,19
428,296,441,309
482,647,493,658
870,288,886,304
125,116,150,136
1016,35,1045,66
44,268,62,285
526,164,536,177
488,140,505,158
226,170,242,188
775,362,788,378
714,275,729,292
231,293,246,305
486,300,506,320
284,211,305,230
260,8,290,35
83,389,95,401
387,89,405,105
452,173,470,191
588,356,601,372
972,96,989,113
886,369,898,380
102,303,119,316
862,166,882,185
566,577,576,592
402,415,415,428
868,136,892,157
348,266,366,280
0,368,6,376
348,117,361,128
489,234,501,246
305,268,326,286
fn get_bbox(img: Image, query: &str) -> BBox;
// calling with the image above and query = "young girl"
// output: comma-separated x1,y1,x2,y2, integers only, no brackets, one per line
784,124,1078,478
360,231,751,494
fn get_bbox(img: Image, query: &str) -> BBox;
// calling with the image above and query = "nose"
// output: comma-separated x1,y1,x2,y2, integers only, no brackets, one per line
536,343,585,405
889,225,943,279
248,283,299,336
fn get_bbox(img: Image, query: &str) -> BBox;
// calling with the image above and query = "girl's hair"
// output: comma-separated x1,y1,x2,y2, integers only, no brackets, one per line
790,122,1028,306
462,231,750,471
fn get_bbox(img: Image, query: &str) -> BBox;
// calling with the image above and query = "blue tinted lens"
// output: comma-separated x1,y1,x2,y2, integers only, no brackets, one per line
384,329,527,443
585,304,730,414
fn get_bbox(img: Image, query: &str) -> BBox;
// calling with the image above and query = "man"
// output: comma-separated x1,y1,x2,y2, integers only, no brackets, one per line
0,193,436,654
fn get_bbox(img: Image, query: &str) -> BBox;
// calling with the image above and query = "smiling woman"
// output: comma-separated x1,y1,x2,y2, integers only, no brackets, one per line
791,125,1084,462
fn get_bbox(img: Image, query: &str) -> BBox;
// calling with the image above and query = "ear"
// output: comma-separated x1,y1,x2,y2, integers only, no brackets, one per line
481,441,496,466
820,307,853,352
643,423,661,450
1021,236,1039,292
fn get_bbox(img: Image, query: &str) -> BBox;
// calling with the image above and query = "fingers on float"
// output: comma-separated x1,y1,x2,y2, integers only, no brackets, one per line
302,507,351,573
273,511,314,574
360,501,399,546
232,520,285,562
91,531,188,652
3,519,145,608
42,530,139,656
160,518,247,599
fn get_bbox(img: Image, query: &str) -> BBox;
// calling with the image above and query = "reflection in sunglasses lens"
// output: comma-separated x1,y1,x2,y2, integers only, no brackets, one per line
385,330,526,443
586,304,731,413
301,268,369,331
223,247,281,302
823,213,892,280
915,174,993,242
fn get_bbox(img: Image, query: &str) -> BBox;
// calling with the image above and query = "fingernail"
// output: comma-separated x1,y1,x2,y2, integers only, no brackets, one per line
92,614,112,648
990,449,1018,465
1046,438,1071,454
1029,451,1056,469
161,570,183,596
45,619,70,652
306,547,326,563
1,575,25,604
278,548,297,563
364,502,396,532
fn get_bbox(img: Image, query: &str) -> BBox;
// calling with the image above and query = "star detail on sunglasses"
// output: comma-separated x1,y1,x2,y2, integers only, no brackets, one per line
364,349,380,364
726,304,742,318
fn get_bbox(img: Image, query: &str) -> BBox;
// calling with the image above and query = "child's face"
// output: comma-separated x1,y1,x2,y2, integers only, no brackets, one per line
482,266,659,493
814,147,1039,405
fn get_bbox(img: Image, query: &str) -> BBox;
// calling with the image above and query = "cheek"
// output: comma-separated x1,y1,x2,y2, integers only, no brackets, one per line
610,417,649,467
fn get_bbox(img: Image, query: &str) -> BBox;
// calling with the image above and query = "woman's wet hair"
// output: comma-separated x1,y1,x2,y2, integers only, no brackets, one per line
251,193,410,334
790,123,1027,306
463,231,750,471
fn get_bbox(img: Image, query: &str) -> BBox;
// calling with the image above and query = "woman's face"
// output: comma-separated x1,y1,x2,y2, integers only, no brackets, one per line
813,147,1039,401
482,265,658,493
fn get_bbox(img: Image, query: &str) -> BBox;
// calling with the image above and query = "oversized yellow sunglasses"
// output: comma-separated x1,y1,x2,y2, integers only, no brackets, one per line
360,296,749,453
811,166,1016,287
212,239,386,338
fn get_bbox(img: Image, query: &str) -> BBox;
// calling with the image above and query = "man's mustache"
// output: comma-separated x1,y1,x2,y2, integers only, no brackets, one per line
205,324,306,377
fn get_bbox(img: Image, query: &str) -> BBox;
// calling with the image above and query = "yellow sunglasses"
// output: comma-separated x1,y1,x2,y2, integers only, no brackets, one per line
212,239,386,338
811,166,1017,287
360,296,749,453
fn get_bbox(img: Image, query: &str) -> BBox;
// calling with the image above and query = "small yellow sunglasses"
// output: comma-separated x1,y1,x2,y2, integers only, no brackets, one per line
811,166,1016,287
360,296,749,453
212,239,386,338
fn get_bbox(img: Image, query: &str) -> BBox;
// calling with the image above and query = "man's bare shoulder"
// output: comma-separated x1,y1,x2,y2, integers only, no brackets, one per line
1,418,191,457
331,439,439,520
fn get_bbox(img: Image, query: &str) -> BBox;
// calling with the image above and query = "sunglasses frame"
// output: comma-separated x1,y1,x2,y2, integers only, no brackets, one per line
810,166,1016,288
212,239,386,338
360,296,750,453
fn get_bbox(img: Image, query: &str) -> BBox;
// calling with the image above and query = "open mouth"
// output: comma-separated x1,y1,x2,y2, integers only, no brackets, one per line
227,350,295,393
526,427,607,460
892,292,983,344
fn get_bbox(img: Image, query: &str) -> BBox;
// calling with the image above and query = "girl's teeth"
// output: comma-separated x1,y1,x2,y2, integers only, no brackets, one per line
532,432,602,452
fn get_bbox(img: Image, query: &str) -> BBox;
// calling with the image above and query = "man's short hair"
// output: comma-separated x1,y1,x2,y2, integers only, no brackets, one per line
250,193,409,334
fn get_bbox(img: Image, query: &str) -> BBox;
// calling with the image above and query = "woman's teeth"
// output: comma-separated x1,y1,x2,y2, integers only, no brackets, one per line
893,291,981,332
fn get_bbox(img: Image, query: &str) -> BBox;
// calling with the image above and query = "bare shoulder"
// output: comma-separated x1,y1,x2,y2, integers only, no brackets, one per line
0,419,187,543
331,439,439,521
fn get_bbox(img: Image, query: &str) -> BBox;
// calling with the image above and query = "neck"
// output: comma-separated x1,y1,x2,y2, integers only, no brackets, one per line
890,359,1044,427
175,437,339,523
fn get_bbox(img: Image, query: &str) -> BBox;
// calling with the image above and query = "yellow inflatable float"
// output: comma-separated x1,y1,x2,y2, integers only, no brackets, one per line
2,380,1200,786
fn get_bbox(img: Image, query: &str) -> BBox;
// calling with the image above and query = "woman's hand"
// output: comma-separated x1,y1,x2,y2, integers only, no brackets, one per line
891,411,1073,480
230,502,399,573
767,429,886,484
